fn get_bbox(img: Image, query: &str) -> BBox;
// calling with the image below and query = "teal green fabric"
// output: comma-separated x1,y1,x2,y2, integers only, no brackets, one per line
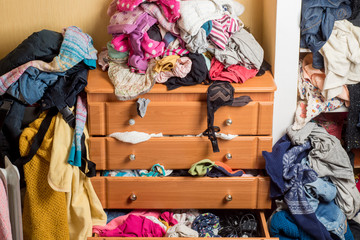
107,41,129,60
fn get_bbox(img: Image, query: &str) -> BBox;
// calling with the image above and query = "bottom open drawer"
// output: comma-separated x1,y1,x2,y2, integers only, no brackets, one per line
88,211,278,240
91,176,271,209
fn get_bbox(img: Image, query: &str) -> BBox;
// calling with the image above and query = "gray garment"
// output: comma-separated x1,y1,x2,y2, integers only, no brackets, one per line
287,122,360,221
180,29,208,54
136,98,150,118
213,28,264,69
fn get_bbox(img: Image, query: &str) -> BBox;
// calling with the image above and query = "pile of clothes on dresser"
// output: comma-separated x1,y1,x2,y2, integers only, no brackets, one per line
93,209,261,238
98,0,267,100
0,27,107,240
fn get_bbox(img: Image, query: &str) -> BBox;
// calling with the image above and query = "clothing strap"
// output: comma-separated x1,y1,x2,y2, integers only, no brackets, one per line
14,108,58,188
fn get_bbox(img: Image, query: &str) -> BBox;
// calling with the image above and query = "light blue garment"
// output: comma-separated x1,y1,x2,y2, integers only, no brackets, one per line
7,67,63,104
202,54,211,71
305,177,348,240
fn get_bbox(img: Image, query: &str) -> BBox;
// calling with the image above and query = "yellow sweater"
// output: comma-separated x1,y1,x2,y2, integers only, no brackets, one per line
19,112,69,240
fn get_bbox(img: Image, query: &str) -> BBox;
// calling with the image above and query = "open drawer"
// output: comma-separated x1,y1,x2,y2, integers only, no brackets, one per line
91,176,271,209
87,211,278,240
89,136,272,170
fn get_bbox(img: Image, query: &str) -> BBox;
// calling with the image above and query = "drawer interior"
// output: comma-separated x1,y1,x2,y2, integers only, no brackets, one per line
87,210,276,239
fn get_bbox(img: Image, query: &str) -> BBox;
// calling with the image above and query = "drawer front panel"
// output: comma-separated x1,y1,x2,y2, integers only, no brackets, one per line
105,101,259,135
89,136,272,170
98,177,270,209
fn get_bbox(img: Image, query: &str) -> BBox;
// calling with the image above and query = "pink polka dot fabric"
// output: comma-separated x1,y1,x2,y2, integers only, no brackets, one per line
117,0,180,23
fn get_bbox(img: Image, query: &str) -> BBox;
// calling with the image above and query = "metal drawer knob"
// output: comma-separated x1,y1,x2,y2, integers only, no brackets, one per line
225,119,233,126
130,193,137,201
225,194,232,201
129,119,136,125
129,154,136,161
225,153,232,160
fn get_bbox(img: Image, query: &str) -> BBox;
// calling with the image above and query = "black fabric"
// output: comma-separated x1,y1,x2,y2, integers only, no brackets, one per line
13,108,58,188
203,81,252,152
41,62,88,111
0,30,63,75
345,83,360,151
349,0,360,20
168,169,192,176
147,24,162,42
256,60,272,77
348,219,360,240
165,53,210,90
1,97,26,161
79,133,96,177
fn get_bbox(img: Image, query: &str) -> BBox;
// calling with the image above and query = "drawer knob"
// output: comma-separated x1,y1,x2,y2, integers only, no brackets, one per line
225,194,233,201
225,153,232,160
129,119,136,125
225,119,233,126
129,154,136,161
130,193,137,201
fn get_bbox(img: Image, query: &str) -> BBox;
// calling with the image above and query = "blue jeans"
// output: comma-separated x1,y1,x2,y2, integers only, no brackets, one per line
300,0,352,69
305,177,348,240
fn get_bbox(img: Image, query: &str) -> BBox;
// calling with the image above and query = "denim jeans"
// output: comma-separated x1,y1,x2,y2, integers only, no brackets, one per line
300,0,352,69
305,177,348,240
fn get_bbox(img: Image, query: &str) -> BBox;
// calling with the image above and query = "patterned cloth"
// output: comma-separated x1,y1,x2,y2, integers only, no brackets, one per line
191,213,220,237
282,141,333,240
293,60,343,130
209,14,242,50
140,2,180,35
67,93,87,167
0,26,97,95
0,178,12,240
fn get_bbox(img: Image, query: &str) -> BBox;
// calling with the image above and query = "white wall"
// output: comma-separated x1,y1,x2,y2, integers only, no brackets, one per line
272,0,302,144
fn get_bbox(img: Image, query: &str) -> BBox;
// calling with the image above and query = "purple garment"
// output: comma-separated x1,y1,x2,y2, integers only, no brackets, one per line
100,214,166,237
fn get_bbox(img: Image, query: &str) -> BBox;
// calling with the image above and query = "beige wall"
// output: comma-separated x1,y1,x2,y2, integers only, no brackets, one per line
0,0,276,69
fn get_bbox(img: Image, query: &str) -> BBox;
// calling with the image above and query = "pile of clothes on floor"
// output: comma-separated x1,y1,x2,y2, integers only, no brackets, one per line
263,121,360,240
295,0,360,129
93,209,260,238
0,27,107,239
98,0,267,100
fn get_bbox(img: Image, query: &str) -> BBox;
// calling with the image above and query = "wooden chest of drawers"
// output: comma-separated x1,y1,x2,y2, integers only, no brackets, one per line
86,68,277,239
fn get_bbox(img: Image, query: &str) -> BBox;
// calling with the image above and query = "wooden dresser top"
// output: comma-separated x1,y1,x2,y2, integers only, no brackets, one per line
85,68,277,94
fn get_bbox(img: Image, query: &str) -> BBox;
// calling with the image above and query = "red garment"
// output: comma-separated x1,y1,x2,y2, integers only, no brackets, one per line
100,214,165,237
209,58,258,83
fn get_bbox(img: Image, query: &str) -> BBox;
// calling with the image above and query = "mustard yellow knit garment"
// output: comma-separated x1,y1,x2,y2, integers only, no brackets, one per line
19,112,69,240
153,55,180,73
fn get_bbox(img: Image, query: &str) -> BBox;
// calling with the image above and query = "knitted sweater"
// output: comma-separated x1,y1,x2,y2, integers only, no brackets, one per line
19,112,69,240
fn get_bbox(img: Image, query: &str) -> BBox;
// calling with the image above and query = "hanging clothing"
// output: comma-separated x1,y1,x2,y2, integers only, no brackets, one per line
0,174,12,240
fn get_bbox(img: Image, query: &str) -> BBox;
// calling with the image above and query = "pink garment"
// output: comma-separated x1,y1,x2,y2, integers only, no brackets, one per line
117,0,180,23
100,214,166,237
155,57,192,83
303,53,350,106
160,212,178,226
209,14,242,50
312,112,347,140
140,3,180,35
209,58,258,83
108,8,146,34
162,47,190,57
142,32,165,60
111,35,130,52
93,210,161,236
0,179,12,240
